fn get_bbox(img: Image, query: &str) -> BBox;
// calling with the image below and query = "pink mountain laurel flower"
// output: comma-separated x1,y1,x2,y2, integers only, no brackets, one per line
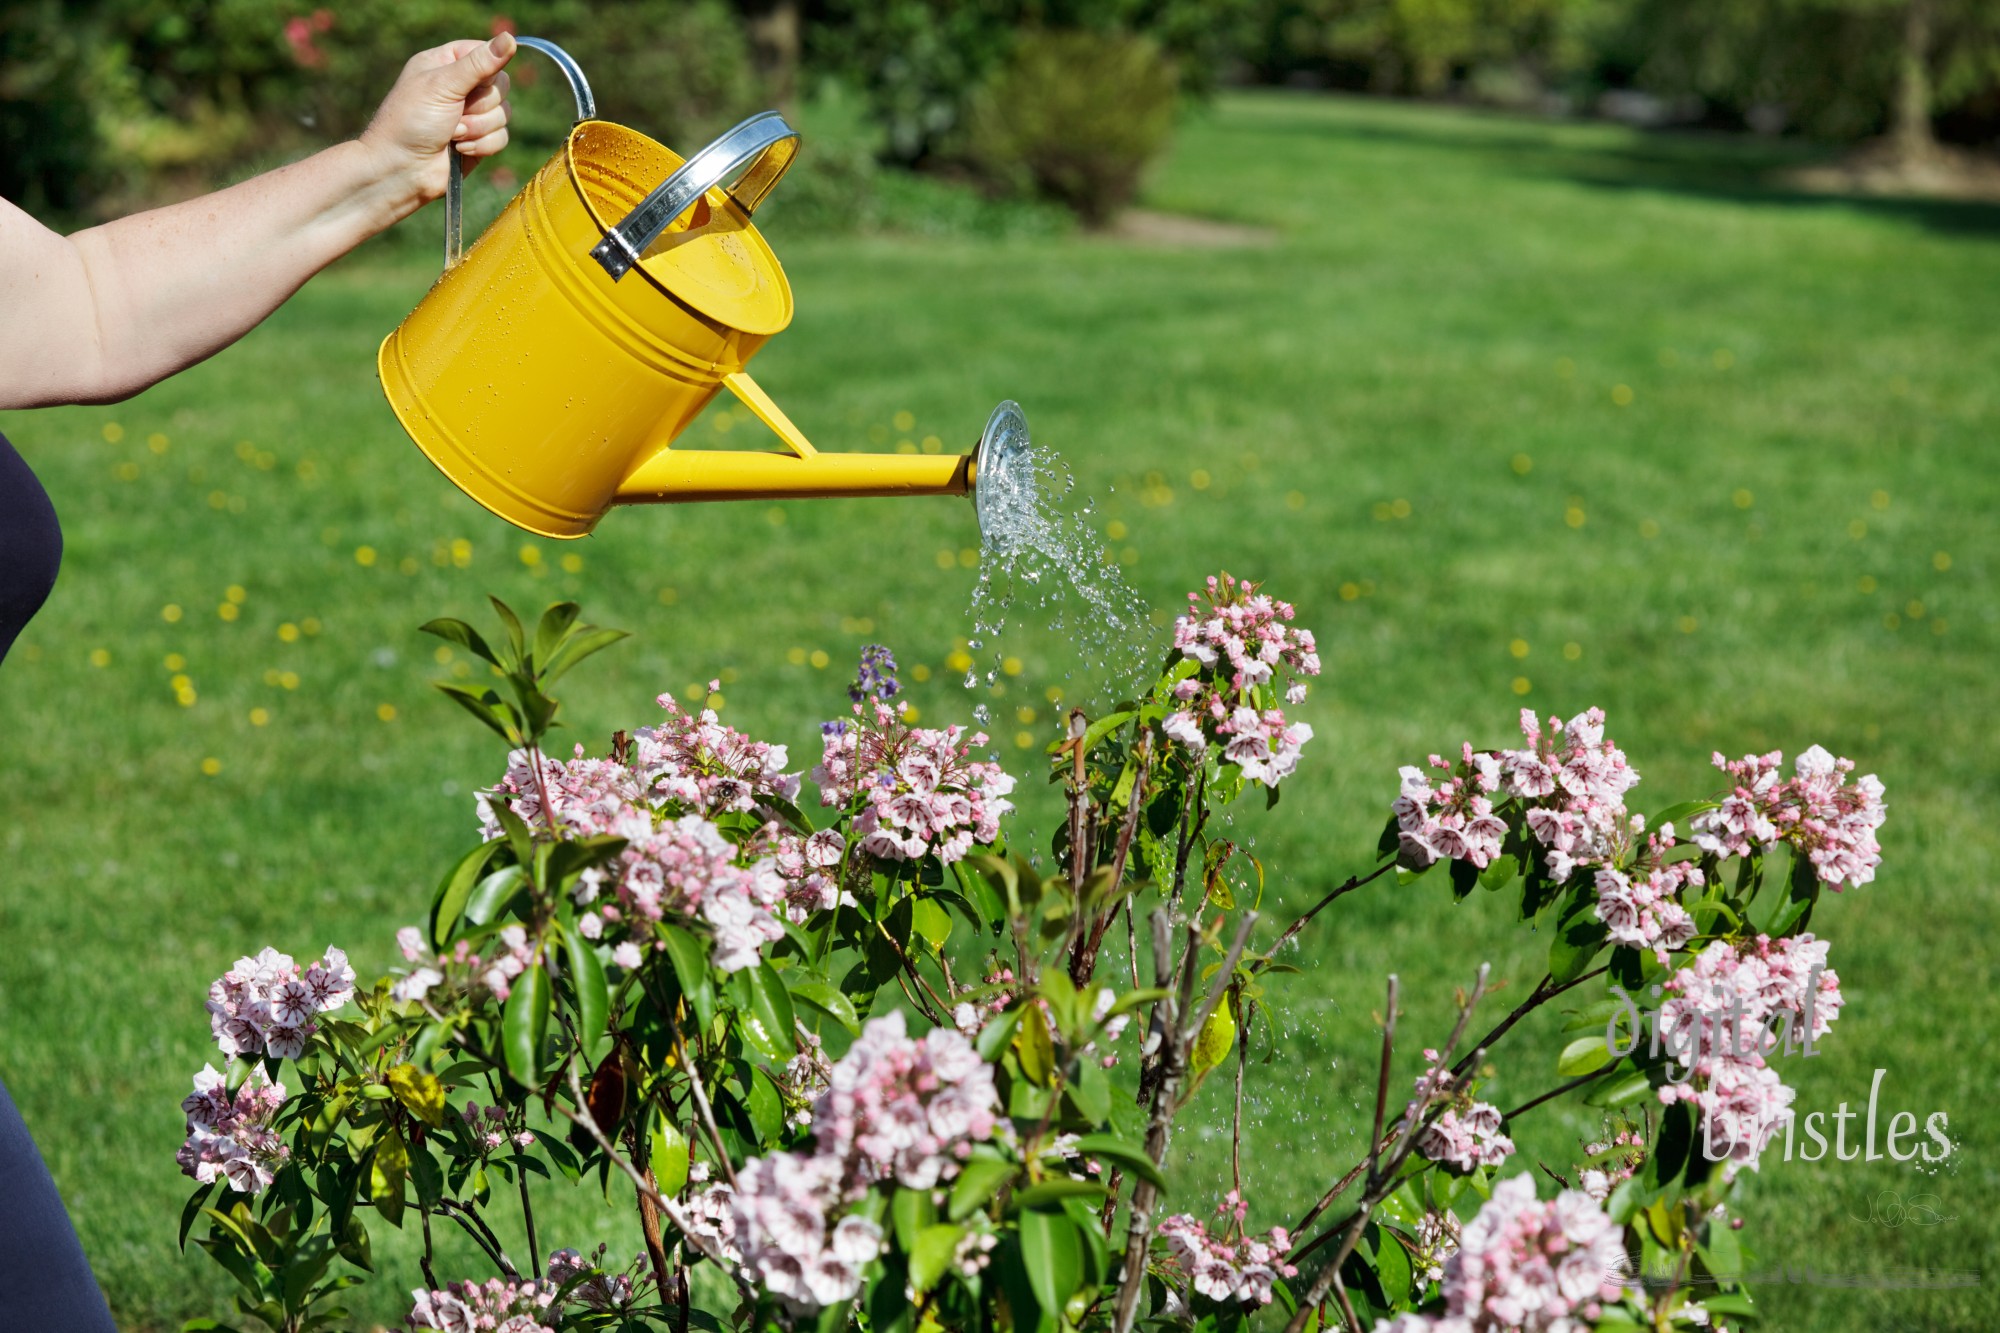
1689,745,1885,889
1417,1101,1516,1173
205,945,354,1061
1379,1174,1631,1332
1154,1198,1299,1308
633,691,802,818
814,698,1015,865
406,1274,559,1332
545,1244,650,1313
177,1064,290,1195
1652,934,1842,1174
1160,572,1321,787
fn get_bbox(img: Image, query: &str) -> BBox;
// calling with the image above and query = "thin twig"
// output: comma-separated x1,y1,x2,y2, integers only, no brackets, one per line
435,1198,519,1278
1368,976,1400,1190
557,1065,753,1293
672,1034,738,1190
419,1204,441,1290
1502,1067,1616,1121
515,1145,541,1277
1450,967,1606,1080
1252,860,1396,973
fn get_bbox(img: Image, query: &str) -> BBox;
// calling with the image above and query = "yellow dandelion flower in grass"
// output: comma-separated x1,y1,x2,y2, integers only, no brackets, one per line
958,548,979,569
225,585,247,604
786,647,807,665
301,618,321,636
377,703,398,722
658,586,678,605
399,557,420,576
1002,657,1023,677
1712,349,1735,370
1565,504,1587,529
1848,519,1868,539
764,508,785,528
164,653,185,671
1191,469,1212,491
1106,520,1128,541
102,422,125,443
1563,642,1583,661
451,538,473,568
354,546,377,567
1554,357,1576,379
218,603,240,622
1871,490,1890,510
89,648,111,668
921,435,942,454
1014,731,1034,749
177,686,198,707
896,439,917,454
935,548,956,570
1511,453,1532,476
561,552,585,572
234,441,257,463
911,663,931,682
1286,491,1306,511
809,650,829,669
280,672,300,691
1905,600,1925,620
901,705,922,723
200,757,221,776
1677,616,1698,634
1509,639,1530,659
114,462,139,481
1120,548,1138,565
1732,489,1754,510
278,623,300,643
1639,519,1661,539
707,693,725,710
1015,706,1036,724
171,674,192,691
1932,618,1948,635
1884,612,1902,630
1339,582,1359,601
263,669,282,687
1046,685,1064,704
1611,384,1634,407
1933,551,1952,571
208,491,229,511
893,410,916,432
296,459,319,482
249,708,270,727
519,544,542,568
434,645,454,664
1511,677,1532,695
1858,575,1877,593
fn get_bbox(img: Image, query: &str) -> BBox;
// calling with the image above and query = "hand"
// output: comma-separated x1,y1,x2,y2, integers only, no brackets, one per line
359,33,517,207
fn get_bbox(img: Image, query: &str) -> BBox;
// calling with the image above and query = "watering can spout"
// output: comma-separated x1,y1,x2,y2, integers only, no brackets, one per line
616,446,973,505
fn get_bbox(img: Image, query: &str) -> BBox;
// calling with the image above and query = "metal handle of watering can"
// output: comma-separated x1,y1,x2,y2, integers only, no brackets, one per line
588,111,800,281
445,36,596,270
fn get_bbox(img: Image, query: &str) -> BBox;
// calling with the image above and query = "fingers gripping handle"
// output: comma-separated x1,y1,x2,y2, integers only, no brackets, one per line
588,111,800,281
445,36,596,270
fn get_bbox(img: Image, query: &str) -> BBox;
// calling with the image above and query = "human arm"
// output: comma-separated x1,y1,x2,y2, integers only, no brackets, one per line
0,33,517,410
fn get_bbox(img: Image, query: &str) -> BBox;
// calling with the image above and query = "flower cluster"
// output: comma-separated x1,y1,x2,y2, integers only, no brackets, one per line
1501,708,1640,882
848,644,900,704
391,928,539,1004
1410,1209,1462,1287
1155,1194,1298,1308
1575,1127,1647,1203
205,945,354,1060
1393,747,1509,870
720,1013,1001,1311
1380,1175,1629,1333
462,1100,534,1154
1655,934,1842,1171
545,1245,648,1313
177,1065,289,1195
1417,1101,1516,1174
407,1275,558,1332
1161,573,1320,786
1592,853,1700,961
634,689,802,818
1690,745,1886,889
759,824,847,923
584,815,787,973
815,699,1014,864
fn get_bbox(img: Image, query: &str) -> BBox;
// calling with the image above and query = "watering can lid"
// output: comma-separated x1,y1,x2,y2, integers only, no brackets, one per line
568,121,793,337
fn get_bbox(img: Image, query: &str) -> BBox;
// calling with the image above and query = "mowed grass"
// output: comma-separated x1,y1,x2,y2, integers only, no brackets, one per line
2,92,1995,1330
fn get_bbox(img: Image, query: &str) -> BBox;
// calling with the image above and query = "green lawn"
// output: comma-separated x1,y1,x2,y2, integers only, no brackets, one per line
3,91,1995,1330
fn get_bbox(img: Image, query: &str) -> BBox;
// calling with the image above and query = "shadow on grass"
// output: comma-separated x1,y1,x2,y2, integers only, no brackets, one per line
1241,100,2000,239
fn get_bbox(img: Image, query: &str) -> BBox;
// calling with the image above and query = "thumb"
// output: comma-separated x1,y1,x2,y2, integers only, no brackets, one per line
432,32,516,100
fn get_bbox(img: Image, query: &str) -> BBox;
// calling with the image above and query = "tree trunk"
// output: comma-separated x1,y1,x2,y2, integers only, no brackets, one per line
1892,0,1938,164
743,0,801,112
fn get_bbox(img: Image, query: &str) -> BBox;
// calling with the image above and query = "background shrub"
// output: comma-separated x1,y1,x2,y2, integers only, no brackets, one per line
966,29,1178,227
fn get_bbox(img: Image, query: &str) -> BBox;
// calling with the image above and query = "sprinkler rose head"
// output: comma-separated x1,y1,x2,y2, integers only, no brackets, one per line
972,400,1032,554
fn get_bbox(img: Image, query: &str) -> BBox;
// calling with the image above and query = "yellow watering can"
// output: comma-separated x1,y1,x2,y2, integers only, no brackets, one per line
378,36,1028,540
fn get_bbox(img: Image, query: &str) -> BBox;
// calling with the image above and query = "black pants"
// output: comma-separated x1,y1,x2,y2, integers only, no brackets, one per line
0,1079,116,1330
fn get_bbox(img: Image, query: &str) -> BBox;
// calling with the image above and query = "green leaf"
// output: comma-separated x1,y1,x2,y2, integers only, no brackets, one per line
371,1128,409,1228
1374,1227,1412,1308
736,961,798,1060
976,1007,1024,1063
408,1141,444,1208
562,928,609,1058
786,978,861,1035
659,923,716,1031
1080,709,1137,756
488,596,526,663
432,682,523,745
419,617,500,668
1070,1133,1166,1190
1013,1011,1055,1086
1068,1058,1112,1124
910,897,953,948
502,963,551,1089
1584,1066,1655,1109
893,1186,937,1252
649,1113,691,1196
1556,1035,1612,1079
1479,853,1519,893
948,1156,1017,1220
908,1222,966,1294
531,601,581,671
542,626,630,686
1648,800,1718,832
1548,891,1609,986
1018,1206,1082,1319
1012,1178,1107,1209
178,1183,218,1253
386,1065,447,1128
464,864,527,928
431,842,501,948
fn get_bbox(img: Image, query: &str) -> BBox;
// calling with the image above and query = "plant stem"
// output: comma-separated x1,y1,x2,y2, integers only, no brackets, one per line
435,1198,519,1278
1502,1067,1616,1120
419,1204,441,1290
515,1150,541,1277
673,1033,738,1190
1449,966,1605,1081
1253,860,1395,973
